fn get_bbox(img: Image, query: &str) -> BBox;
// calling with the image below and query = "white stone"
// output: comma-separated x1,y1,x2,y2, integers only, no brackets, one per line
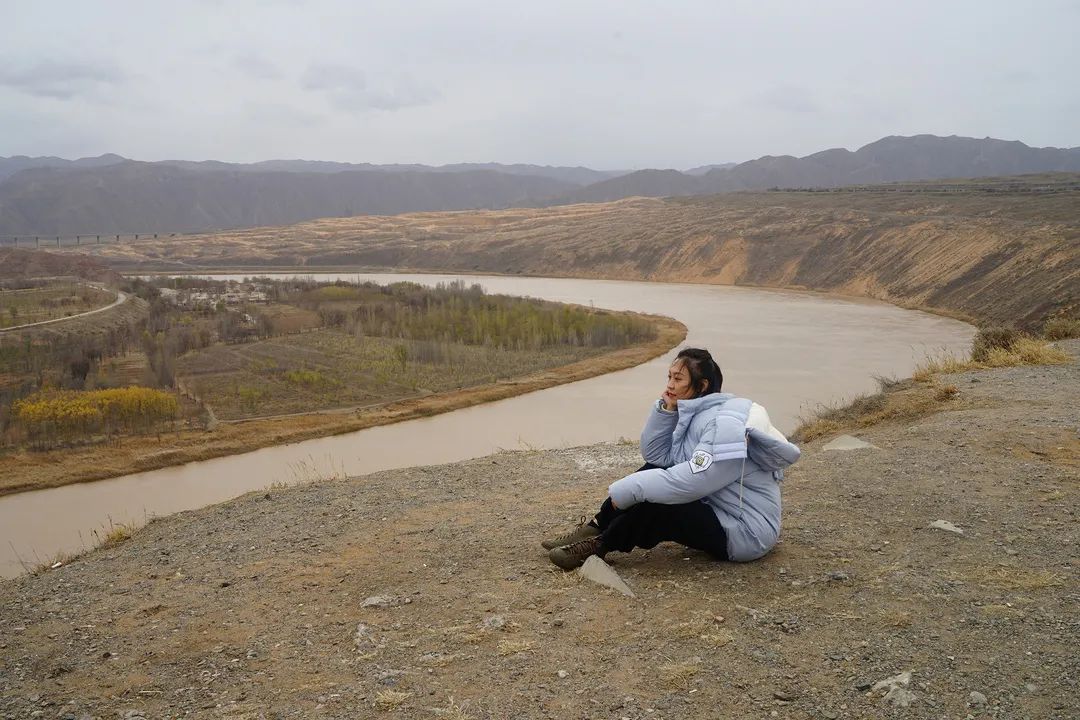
884,687,917,707
822,435,878,451
361,595,395,608
872,671,912,693
479,614,506,630
929,519,965,535
578,556,635,597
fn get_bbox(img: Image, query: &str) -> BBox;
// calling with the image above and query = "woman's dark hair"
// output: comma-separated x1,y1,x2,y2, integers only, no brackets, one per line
674,347,723,397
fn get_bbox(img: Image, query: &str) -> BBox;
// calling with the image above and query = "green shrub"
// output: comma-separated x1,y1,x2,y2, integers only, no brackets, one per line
284,368,325,386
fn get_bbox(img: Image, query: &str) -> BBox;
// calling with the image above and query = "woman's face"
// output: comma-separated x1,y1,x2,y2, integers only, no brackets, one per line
664,360,698,404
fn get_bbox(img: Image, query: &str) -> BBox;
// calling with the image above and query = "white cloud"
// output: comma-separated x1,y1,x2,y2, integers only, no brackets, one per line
300,64,439,112
0,61,125,100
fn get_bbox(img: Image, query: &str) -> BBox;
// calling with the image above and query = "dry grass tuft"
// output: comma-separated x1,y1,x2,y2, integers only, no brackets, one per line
971,326,1021,362
934,384,959,401
793,385,953,443
374,690,412,711
1043,316,1080,341
496,639,534,656
672,616,715,640
90,517,134,548
417,652,456,667
912,352,978,380
427,696,476,719
970,567,1065,591
659,661,700,689
914,336,1069,381
700,631,734,647
984,337,1070,366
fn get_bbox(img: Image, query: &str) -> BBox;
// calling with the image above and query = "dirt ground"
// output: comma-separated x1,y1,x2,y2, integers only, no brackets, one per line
0,341,1077,719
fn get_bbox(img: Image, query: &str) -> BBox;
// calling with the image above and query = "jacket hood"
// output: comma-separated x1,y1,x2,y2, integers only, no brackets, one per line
676,393,735,414
746,427,801,470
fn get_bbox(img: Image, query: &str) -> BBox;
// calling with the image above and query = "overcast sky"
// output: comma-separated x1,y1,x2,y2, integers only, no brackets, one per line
2,0,1078,169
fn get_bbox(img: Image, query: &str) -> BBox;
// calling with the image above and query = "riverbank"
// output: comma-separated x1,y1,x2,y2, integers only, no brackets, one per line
0,313,685,495
1,340,1075,719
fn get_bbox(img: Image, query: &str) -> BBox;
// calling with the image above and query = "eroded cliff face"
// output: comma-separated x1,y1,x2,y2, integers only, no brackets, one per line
75,190,1079,327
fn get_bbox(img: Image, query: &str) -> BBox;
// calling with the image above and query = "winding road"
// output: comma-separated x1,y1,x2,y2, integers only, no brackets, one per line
0,284,128,334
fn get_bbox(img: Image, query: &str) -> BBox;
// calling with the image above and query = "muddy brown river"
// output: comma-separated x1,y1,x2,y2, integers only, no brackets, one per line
1,274,973,578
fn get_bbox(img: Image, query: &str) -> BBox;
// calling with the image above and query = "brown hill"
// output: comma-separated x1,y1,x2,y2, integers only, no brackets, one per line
0,247,120,284
66,178,1079,328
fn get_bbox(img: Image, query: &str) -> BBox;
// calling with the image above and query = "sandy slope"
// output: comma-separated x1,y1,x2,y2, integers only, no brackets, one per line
1,342,1076,719
64,189,1080,328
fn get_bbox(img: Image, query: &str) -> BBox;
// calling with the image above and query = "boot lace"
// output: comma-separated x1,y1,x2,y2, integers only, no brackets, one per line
562,535,603,562
551,516,592,546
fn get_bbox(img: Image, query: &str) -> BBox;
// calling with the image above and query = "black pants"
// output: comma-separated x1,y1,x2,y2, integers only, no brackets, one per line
592,463,729,560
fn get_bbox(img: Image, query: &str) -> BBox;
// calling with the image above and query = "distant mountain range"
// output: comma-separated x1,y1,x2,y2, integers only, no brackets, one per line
547,135,1080,204
1,134,1078,236
0,155,624,186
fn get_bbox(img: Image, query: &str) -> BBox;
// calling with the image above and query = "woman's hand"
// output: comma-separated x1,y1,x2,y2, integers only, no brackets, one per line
661,390,678,412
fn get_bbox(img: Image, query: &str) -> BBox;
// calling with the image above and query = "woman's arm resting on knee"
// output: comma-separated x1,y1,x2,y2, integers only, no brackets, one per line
608,453,746,508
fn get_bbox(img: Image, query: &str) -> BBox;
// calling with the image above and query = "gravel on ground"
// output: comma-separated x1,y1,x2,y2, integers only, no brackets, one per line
1,342,1077,719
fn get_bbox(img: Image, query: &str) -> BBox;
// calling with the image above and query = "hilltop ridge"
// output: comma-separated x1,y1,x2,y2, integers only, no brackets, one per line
3,134,1079,235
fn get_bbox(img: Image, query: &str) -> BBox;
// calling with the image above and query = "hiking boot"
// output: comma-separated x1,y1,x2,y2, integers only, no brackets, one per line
541,516,600,550
548,535,606,570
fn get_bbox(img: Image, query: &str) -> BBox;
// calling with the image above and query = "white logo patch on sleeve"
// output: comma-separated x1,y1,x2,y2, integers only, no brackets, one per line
689,450,713,474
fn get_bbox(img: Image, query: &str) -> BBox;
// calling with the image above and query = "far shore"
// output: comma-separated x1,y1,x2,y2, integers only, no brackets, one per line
0,313,686,496
127,264,981,327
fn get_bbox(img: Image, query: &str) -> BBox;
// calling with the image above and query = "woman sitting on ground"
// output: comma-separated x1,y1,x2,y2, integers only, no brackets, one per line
543,347,801,569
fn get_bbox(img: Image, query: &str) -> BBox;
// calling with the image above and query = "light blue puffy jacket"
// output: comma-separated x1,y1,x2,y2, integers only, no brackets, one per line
607,393,801,561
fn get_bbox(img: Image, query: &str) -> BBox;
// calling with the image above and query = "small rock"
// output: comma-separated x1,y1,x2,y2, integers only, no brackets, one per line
822,435,878,451
376,669,405,686
884,688,917,707
854,678,874,691
557,670,568,679
353,623,373,647
480,614,506,630
969,691,987,706
872,671,912,693
773,690,798,701
929,519,964,535
361,595,397,608
827,570,850,582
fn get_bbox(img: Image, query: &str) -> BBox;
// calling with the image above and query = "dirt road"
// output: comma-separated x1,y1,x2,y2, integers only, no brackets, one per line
1,342,1076,719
